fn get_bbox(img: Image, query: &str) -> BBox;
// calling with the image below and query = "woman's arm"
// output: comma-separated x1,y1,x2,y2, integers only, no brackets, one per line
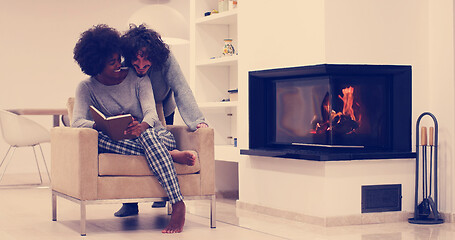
71,81,95,128
125,76,159,137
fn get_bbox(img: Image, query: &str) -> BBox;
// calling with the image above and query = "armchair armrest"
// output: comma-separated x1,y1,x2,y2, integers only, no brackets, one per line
51,127,99,200
167,126,215,195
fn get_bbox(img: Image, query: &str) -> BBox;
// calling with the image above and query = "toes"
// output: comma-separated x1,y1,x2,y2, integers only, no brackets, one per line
162,226,182,233
187,151,196,158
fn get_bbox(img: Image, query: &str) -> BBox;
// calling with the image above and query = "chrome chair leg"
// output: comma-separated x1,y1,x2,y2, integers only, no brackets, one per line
32,146,43,184
38,144,51,181
52,191,57,221
167,201,172,215
0,146,16,183
0,145,48,187
210,195,216,228
80,201,87,236
0,146,12,169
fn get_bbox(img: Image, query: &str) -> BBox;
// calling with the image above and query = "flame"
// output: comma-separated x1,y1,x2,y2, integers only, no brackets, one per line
339,86,356,121
312,86,361,135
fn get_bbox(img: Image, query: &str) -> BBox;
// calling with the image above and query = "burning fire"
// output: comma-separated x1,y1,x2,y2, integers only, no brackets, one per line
340,87,356,121
312,86,361,135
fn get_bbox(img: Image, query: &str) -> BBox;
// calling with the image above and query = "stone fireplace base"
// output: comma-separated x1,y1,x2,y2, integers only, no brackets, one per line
238,156,416,226
237,200,413,227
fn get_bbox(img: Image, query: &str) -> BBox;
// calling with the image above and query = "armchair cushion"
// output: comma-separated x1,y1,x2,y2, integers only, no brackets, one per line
98,152,201,176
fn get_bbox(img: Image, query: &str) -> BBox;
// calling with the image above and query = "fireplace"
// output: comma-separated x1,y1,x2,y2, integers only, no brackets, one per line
241,64,415,161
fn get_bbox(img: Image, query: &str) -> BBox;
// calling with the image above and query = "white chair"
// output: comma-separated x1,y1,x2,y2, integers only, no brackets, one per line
0,109,51,186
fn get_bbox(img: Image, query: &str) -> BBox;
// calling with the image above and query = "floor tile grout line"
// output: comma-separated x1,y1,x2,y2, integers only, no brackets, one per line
187,212,292,240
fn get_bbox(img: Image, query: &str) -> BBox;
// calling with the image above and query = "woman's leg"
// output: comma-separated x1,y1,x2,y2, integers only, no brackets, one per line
137,128,182,204
138,128,186,233
99,130,182,216
98,132,144,155
155,114,174,209
99,129,186,232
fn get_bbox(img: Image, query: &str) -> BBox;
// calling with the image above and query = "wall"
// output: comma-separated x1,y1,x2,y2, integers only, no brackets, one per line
237,1,327,146
0,0,189,174
428,0,455,216
238,0,327,217
238,0,455,220
237,0,327,216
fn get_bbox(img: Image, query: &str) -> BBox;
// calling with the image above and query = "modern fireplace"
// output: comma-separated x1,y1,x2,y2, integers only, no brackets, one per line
241,64,415,161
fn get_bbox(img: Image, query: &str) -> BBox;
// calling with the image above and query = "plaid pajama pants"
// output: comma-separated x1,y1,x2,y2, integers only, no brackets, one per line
97,127,184,204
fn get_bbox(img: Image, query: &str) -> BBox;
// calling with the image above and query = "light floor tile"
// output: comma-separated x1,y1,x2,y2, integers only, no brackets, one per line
1,187,455,239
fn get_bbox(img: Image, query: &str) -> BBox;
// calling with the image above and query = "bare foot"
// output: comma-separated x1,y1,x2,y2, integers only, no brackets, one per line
162,201,185,233
170,150,196,166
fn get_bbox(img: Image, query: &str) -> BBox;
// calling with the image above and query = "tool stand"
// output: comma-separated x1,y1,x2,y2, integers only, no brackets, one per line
408,112,444,224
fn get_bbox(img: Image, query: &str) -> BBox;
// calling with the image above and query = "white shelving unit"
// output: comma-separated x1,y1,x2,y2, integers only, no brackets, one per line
214,145,240,163
195,8,238,25
198,101,238,108
196,55,238,66
190,0,240,163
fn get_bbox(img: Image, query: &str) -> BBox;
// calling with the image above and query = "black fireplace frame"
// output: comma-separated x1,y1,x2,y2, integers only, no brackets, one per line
241,64,416,161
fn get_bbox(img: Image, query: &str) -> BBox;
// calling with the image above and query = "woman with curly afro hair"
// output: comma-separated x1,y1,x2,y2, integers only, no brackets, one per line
73,24,123,77
71,24,188,233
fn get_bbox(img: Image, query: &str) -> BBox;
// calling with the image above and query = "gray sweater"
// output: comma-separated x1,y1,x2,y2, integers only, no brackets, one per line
151,52,205,131
72,69,163,130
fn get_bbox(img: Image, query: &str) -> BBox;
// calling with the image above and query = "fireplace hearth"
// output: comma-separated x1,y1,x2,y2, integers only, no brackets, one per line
241,64,416,161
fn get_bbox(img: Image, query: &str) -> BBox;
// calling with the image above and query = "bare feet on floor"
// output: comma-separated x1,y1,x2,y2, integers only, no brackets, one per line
162,201,185,233
170,150,196,166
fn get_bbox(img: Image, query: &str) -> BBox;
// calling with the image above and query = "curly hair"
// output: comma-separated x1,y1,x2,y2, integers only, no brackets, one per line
73,24,122,76
121,24,170,70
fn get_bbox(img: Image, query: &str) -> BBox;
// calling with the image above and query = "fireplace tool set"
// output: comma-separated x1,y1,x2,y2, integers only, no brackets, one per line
408,112,444,224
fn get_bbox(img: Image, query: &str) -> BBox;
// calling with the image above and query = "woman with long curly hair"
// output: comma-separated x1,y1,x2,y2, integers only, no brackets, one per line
72,24,187,233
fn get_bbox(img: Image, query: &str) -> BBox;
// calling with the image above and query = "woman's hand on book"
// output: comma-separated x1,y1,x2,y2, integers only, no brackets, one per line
124,118,150,137
124,119,140,137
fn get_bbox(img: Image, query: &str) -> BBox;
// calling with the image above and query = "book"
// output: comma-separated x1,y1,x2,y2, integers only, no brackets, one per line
89,106,135,141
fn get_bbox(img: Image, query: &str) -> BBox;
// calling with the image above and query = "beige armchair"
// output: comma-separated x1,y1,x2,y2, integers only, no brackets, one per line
51,98,215,236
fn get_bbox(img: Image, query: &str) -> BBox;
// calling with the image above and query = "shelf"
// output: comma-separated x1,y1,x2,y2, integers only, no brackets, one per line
196,55,238,67
215,145,240,162
192,1,240,165
196,9,238,25
198,101,238,109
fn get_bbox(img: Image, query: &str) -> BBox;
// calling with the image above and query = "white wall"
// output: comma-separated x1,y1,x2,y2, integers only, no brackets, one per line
238,0,455,219
237,0,327,147
324,0,430,115
428,0,455,215
237,0,327,216
0,0,190,174
238,0,328,217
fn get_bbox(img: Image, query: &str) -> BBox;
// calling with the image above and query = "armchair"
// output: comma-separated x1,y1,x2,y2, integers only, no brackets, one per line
51,98,215,236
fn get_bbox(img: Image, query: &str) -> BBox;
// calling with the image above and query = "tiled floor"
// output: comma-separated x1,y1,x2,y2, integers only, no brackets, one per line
1,186,455,239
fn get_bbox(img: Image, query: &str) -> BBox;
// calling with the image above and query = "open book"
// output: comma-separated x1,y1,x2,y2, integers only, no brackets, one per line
89,106,135,141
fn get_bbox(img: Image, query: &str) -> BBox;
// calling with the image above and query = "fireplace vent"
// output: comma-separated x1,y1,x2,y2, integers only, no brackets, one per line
361,184,402,213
